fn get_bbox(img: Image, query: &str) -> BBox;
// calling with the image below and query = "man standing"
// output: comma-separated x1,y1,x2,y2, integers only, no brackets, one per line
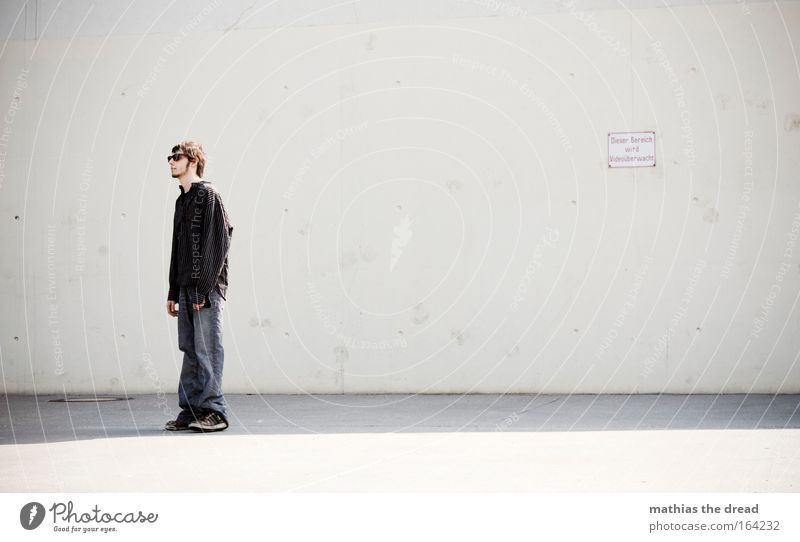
164,141,233,432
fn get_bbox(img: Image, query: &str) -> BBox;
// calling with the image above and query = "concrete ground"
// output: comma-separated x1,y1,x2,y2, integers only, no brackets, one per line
1,393,798,492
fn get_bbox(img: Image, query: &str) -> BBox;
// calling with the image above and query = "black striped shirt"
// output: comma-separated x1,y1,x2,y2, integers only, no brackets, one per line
167,180,232,305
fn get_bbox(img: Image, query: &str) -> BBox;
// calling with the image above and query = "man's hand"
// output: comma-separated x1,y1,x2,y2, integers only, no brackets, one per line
166,300,178,317
192,303,203,311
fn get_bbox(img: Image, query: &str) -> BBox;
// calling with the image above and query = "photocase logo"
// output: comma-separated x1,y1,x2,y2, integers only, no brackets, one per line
20,502,45,530
390,215,413,272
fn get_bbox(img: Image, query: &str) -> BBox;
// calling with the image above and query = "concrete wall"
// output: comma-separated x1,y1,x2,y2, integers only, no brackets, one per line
1,0,799,394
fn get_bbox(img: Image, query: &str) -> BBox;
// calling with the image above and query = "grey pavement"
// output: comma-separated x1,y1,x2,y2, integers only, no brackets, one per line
1,393,799,492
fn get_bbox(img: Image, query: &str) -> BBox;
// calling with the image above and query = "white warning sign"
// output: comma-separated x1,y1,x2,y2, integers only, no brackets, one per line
608,131,656,168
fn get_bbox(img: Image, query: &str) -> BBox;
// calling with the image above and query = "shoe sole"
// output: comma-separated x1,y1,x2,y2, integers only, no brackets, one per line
188,422,228,432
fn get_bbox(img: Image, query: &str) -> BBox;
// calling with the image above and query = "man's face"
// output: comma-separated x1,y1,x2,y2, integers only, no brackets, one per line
168,152,190,178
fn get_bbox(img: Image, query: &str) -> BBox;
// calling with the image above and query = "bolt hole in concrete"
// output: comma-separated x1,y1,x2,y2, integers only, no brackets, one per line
49,397,133,403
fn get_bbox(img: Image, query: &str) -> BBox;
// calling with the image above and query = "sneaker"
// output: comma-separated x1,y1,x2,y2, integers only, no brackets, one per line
164,418,192,431
188,411,228,432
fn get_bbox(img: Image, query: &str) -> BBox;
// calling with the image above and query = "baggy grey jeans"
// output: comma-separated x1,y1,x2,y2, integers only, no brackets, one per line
176,286,227,423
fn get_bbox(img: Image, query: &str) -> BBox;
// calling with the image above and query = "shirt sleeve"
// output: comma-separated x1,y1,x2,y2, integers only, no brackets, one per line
187,186,232,305
167,200,179,302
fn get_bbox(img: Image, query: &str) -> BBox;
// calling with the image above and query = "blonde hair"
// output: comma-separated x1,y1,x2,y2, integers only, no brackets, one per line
172,140,206,177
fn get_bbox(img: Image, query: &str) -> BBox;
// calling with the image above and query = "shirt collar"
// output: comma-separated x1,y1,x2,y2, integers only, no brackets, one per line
179,180,205,195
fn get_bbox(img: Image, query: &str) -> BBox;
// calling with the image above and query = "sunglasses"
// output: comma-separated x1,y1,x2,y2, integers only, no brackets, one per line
167,153,187,162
